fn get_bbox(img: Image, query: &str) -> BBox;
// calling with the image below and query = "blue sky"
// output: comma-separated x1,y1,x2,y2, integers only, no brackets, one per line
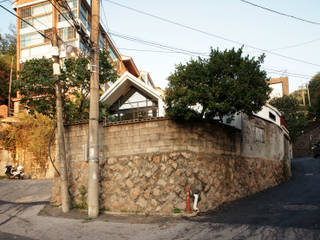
1,0,319,92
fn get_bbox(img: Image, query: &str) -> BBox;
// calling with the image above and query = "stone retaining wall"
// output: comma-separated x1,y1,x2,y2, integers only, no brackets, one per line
51,118,289,214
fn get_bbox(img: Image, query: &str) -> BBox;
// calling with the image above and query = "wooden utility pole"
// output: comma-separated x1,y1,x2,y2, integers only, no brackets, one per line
52,28,70,213
307,84,311,106
7,56,13,116
88,0,100,218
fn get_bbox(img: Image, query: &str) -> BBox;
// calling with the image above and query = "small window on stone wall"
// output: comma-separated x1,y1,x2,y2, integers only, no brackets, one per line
255,127,265,143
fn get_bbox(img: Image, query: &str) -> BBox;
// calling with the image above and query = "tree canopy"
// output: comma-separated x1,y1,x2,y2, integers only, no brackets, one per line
308,72,320,120
0,25,16,106
269,95,308,142
165,47,271,121
15,50,118,122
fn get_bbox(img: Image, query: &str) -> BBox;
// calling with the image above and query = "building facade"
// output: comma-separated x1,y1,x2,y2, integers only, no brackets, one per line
268,76,289,99
12,0,164,118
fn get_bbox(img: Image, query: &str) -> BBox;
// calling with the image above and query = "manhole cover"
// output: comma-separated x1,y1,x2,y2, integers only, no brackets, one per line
283,204,319,211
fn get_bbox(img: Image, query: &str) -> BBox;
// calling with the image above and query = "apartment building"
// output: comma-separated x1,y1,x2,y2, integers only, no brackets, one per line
12,0,165,118
268,76,289,99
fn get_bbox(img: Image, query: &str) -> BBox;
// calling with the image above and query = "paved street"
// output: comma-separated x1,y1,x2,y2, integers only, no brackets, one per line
0,157,319,240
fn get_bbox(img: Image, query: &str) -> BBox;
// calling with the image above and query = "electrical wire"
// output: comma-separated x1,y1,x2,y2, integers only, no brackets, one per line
48,0,92,49
104,0,320,68
118,47,313,80
119,47,207,55
240,0,320,25
110,31,209,57
262,67,314,78
47,0,77,31
100,0,109,32
269,37,320,51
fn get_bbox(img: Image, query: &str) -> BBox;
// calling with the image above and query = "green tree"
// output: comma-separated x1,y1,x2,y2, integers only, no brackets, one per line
269,95,308,141
0,25,16,106
308,72,320,120
15,50,118,122
165,47,271,121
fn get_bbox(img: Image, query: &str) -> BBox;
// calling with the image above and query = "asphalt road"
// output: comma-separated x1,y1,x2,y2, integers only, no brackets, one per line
0,157,319,240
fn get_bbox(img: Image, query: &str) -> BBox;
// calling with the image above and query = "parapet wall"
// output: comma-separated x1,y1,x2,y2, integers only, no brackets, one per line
51,117,290,214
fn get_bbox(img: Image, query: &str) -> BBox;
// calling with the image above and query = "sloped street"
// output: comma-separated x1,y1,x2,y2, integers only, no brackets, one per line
0,157,319,240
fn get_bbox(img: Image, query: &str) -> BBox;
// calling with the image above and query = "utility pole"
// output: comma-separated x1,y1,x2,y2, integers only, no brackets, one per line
52,28,70,213
88,0,100,218
7,56,13,116
307,84,311,106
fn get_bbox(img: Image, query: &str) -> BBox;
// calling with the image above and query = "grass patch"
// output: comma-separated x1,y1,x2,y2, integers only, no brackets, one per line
173,207,181,214
72,185,88,210
83,217,92,221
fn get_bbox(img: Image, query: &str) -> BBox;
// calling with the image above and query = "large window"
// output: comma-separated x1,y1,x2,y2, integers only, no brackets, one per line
20,32,44,47
20,3,52,29
58,27,76,41
80,4,91,31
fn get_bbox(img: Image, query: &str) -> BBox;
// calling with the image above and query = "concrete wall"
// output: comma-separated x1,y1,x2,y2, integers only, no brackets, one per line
51,117,291,214
241,114,284,160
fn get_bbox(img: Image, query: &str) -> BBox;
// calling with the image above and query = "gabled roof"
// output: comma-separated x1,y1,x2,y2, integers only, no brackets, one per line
120,55,140,78
100,71,163,106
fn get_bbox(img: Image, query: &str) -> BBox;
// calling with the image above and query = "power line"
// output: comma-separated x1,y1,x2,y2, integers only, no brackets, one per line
100,0,109,32
270,37,320,51
110,31,209,57
0,4,51,41
47,0,77,31
104,0,320,68
119,47,207,55
118,47,313,80
240,0,320,25
49,0,92,49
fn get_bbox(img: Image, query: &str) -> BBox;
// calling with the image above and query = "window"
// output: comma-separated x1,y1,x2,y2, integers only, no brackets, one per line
20,7,31,18
21,32,44,47
67,0,78,9
108,46,117,59
80,41,89,55
21,18,32,29
58,10,77,22
20,3,52,29
33,14,52,28
99,33,104,49
269,112,276,122
58,0,77,22
80,4,90,30
58,27,76,41
32,3,51,16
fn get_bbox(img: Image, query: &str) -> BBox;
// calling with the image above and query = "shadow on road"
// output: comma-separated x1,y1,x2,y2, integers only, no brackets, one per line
187,158,320,231
0,200,49,226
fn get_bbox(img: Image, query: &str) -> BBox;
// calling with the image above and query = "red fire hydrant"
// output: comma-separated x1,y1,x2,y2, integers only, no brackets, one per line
186,185,191,213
